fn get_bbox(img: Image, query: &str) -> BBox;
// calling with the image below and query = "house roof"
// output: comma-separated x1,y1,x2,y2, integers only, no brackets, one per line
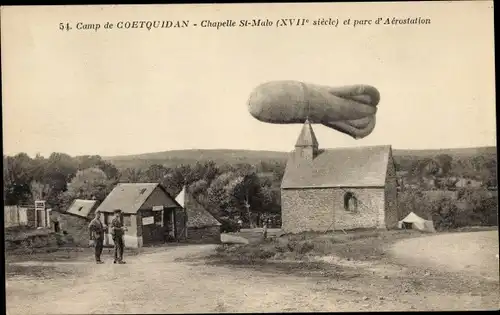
176,188,221,228
96,183,178,214
66,199,98,218
281,145,392,189
295,119,319,148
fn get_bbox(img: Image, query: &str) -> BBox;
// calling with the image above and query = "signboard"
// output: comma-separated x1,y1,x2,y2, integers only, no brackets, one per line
142,216,154,225
152,205,164,211
35,200,46,211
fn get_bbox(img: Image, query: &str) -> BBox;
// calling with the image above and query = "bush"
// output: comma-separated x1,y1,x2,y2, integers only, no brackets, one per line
430,196,459,230
398,189,432,219
456,188,498,226
399,187,498,230
219,218,240,233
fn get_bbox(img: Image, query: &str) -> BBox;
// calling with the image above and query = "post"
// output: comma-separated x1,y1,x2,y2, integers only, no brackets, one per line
185,209,188,238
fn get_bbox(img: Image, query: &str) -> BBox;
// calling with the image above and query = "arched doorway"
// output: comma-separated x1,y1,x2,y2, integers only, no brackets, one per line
344,192,358,212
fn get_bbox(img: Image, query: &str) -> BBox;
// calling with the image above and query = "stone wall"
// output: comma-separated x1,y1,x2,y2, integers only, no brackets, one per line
186,225,221,244
281,187,387,233
58,213,91,247
385,153,400,228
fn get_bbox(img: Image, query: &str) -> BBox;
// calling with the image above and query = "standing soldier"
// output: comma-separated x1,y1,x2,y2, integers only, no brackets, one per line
88,210,106,264
111,209,127,264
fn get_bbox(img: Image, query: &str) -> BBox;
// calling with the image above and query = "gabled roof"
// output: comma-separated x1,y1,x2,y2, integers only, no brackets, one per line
281,145,392,189
96,183,177,214
295,119,318,148
176,188,221,228
66,199,98,218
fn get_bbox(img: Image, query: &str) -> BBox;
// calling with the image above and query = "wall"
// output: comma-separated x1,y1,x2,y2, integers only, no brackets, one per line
139,209,166,246
102,213,142,248
384,153,400,228
281,187,386,233
58,212,91,246
186,225,221,244
142,186,179,209
4,206,28,228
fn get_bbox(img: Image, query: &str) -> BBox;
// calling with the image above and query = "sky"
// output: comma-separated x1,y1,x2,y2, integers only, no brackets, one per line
1,2,496,157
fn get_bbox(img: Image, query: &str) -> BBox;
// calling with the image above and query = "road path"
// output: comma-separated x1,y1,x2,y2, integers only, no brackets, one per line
391,231,500,281
6,240,499,314
6,245,362,314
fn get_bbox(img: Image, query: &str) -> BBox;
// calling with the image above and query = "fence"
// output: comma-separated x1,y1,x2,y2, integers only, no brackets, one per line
4,205,51,229
4,206,29,228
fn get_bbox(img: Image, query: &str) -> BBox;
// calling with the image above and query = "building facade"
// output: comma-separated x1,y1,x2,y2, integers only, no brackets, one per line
95,183,185,248
281,120,399,234
51,199,99,246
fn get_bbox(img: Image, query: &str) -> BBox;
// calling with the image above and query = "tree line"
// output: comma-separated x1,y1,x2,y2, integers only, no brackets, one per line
4,151,496,227
395,153,497,189
3,153,286,226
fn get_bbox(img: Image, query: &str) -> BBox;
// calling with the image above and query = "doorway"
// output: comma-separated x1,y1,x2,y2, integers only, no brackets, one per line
163,209,176,242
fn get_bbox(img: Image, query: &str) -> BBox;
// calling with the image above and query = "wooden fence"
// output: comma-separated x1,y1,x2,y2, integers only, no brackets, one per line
4,206,29,228
4,205,51,229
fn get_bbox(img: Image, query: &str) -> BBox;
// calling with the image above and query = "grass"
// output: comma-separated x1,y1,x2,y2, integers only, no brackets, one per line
213,229,425,266
208,228,500,298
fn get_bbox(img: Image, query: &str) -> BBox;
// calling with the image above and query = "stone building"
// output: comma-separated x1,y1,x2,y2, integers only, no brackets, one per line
280,120,399,234
175,187,221,244
51,199,99,246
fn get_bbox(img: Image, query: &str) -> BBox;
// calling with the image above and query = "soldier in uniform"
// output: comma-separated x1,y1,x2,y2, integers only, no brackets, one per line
88,210,107,264
110,209,127,264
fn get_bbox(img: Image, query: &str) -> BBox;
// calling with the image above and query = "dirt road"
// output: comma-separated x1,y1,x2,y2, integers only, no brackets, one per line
6,240,499,314
391,231,499,281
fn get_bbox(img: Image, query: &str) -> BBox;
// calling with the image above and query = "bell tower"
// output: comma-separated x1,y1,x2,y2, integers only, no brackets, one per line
294,119,319,161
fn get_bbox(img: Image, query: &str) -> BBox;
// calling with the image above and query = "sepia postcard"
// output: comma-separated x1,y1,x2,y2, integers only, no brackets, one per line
2,1,498,313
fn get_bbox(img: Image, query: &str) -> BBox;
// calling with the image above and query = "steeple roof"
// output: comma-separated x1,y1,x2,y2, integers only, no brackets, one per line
295,119,319,148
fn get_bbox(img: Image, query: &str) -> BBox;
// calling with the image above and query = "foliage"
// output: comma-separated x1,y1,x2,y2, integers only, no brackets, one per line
456,188,498,226
430,196,459,231
397,189,432,219
4,148,496,229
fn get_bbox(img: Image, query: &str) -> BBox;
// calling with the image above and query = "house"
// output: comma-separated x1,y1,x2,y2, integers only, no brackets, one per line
95,183,185,248
175,186,221,244
51,199,99,246
280,119,399,234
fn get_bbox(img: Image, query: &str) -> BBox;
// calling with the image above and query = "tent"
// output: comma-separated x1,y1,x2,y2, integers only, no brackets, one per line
398,212,436,233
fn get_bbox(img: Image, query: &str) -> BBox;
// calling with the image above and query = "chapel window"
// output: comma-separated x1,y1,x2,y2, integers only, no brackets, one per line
344,192,358,212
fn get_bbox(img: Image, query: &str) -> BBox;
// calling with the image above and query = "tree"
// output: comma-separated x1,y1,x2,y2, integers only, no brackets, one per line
64,167,112,202
430,195,458,230
43,153,79,206
144,164,169,182
119,168,144,183
3,153,35,205
231,171,266,227
207,171,238,215
30,181,52,203
189,179,209,198
435,154,453,176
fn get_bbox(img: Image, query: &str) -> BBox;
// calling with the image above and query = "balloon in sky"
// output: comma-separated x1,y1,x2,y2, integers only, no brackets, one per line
247,80,380,139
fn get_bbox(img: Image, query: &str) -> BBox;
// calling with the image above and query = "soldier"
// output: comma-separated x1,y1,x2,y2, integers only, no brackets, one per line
110,209,127,264
88,210,106,264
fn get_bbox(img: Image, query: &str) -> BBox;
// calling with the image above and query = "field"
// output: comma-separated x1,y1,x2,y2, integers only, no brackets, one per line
5,228,499,313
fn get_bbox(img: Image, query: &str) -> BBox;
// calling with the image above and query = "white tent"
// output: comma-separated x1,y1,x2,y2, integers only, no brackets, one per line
398,212,436,233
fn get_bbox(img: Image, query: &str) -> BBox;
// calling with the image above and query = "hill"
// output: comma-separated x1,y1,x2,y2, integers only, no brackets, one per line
103,149,289,170
103,146,496,170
